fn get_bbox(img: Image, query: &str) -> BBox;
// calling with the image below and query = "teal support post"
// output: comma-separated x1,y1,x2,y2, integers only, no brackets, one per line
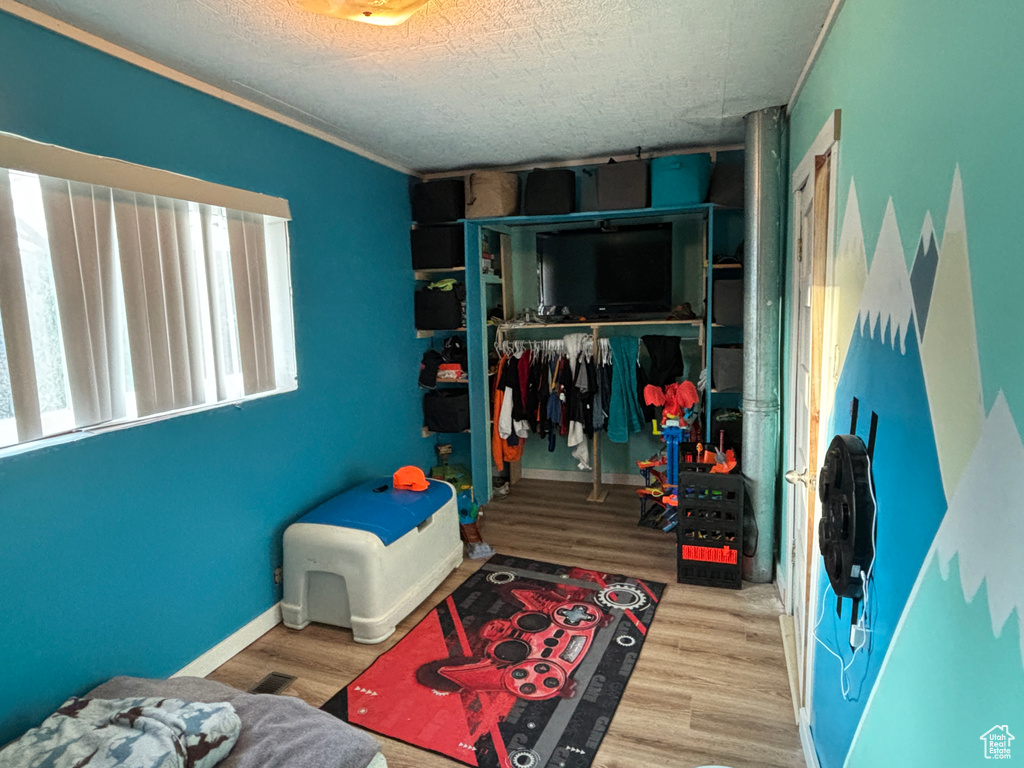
463,221,492,506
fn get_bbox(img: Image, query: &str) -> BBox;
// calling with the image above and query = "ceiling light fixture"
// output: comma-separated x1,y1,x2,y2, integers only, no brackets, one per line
299,0,429,26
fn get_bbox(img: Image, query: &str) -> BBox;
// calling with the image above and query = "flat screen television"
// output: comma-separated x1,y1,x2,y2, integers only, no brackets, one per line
536,223,672,317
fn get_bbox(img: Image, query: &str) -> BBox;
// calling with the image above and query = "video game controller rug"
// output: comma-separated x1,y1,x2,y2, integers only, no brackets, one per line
322,554,665,768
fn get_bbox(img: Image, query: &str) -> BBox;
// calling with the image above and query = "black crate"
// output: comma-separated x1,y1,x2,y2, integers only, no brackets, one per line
412,224,464,270
678,441,711,473
423,389,470,433
411,179,465,224
415,286,462,330
676,471,744,589
523,168,576,215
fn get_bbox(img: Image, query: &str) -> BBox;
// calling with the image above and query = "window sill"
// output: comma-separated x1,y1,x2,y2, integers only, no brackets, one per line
0,379,298,461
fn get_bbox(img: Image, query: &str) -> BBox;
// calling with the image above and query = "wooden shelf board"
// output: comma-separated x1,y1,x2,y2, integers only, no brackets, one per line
414,266,466,280
416,328,467,338
499,318,702,331
422,427,472,437
461,203,716,228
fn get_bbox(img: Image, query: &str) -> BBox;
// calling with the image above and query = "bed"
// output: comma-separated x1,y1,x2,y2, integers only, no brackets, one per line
1,675,385,768
87,676,386,768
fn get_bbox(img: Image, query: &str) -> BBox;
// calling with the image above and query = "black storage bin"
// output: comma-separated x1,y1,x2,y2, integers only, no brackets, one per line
423,389,470,433
412,179,465,224
712,346,743,392
707,162,744,208
411,225,464,270
523,169,576,215
596,159,649,210
415,286,462,330
712,278,744,326
676,471,745,589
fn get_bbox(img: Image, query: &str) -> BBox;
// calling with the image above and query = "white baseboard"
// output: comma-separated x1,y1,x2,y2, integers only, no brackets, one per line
173,602,282,678
799,707,821,768
520,468,644,487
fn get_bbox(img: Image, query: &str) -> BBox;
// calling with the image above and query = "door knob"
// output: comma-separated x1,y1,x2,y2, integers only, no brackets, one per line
785,469,811,487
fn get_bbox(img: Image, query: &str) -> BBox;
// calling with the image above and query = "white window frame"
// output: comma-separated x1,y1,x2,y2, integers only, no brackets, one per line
0,131,296,458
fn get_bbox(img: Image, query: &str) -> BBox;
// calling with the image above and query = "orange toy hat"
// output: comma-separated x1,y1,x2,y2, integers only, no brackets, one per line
393,465,429,491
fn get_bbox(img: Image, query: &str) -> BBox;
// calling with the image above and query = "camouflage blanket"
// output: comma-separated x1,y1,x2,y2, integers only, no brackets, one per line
0,696,239,768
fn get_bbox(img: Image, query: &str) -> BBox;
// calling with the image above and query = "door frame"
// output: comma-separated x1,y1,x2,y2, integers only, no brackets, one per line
783,109,841,714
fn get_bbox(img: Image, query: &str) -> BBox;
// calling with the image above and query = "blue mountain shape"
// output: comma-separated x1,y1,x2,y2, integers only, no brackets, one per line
910,230,939,335
811,315,947,768
845,553,1024,767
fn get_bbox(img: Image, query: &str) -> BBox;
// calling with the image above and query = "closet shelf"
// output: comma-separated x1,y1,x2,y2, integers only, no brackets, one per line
498,318,702,332
421,427,471,437
481,273,503,285
414,266,466,280
416,328,467,339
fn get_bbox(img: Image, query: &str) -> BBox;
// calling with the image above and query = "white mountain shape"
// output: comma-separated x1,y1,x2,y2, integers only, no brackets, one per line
920,166,986,499
936,391,1024,667
834,179,869,367
910,211,939,343
857,197,915,354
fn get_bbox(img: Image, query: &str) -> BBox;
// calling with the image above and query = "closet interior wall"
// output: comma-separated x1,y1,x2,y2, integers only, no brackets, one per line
463,204,741,505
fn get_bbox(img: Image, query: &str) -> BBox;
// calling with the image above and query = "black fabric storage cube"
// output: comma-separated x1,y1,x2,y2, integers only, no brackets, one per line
523,169,576,215
415,287,462,330
412,179,465,224
712,278,744,326
423,389,470,433
411,225,464,270
596,160,649,210
707,163,744,208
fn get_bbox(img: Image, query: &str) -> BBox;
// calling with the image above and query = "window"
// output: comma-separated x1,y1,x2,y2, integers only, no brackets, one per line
0,133,295,450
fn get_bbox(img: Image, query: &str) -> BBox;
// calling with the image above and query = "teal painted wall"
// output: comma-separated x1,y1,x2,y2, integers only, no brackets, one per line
787,0,1024,765
0,11,432,743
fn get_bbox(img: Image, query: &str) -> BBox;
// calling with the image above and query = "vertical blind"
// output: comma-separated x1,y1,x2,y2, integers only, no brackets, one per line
0,159,295,449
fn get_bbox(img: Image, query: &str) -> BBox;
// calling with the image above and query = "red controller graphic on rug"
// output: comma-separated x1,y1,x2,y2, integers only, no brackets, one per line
417,587,613,700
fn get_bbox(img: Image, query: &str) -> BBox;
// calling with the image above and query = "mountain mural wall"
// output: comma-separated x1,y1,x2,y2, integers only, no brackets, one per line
919,169,986,501
807,165,1023,768
810,192,945,768
788,0,1024,764
845,392,1024,766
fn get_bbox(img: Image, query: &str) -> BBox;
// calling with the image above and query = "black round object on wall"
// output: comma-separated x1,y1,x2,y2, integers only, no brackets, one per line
818,434,875,600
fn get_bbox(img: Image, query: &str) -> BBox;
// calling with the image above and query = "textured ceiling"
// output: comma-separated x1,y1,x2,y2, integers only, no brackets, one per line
14,0,832,172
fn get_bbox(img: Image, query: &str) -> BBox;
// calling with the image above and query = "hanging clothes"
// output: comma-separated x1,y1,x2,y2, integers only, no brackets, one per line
499,352,530,440
562,334,591,470
498,354,514,440
641,335,685,386
593,355,612,432
492,355,524,471
607,336,645,443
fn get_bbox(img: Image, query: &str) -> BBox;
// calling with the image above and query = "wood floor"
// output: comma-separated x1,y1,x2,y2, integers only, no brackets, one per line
208,479,803,768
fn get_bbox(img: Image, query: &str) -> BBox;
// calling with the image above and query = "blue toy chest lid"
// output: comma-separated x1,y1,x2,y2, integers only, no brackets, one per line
296,477,452,546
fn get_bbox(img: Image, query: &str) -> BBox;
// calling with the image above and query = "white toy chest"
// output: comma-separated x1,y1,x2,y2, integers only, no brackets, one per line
281,477,462,643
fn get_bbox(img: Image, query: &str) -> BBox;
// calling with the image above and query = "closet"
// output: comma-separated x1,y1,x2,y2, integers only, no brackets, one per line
456,203,744,505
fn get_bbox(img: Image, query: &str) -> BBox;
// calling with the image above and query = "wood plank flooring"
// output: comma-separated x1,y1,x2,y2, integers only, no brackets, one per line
208,479,803,768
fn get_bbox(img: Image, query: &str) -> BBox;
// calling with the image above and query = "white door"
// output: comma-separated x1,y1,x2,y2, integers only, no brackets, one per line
787,186,817,701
